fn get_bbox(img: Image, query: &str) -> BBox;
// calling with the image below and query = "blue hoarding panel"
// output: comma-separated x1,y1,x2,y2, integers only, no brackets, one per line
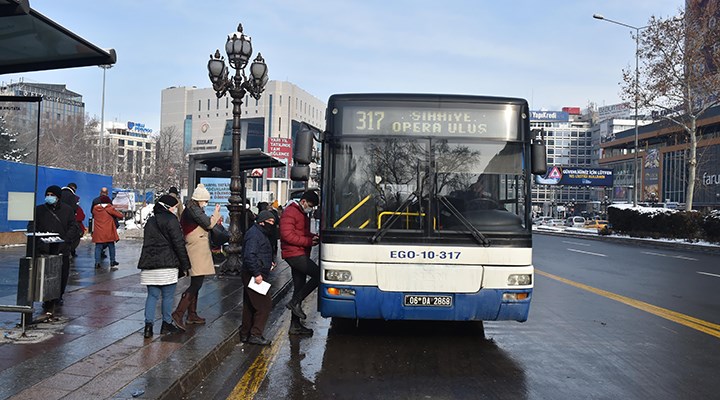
0,160,112,232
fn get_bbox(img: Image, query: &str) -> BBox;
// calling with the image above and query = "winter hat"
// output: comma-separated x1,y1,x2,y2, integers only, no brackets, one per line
191,183,211,201
99,195,112,204
256,210,275,224
45,185,62,198
157,194,179,208
169,186,179,195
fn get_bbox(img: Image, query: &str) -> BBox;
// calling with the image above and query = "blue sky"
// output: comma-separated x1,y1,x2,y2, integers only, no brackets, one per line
2,0,682,132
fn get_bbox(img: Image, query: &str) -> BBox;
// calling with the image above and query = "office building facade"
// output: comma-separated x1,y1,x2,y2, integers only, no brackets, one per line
160,81,326,204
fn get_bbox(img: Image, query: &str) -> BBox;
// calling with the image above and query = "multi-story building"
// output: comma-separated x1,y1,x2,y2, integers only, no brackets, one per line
0,80,85,157
160,80,326,203
530,108,593,217
98,120,156,188
599,105,720,209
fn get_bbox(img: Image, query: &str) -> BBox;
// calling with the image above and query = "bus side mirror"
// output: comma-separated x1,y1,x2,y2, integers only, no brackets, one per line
294,128,314,165
531,142,547,175
291,165,310,181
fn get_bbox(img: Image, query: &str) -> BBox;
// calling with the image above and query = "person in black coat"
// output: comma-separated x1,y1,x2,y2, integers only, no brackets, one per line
137,195,191,338
240,210,276,345
27,185,80,310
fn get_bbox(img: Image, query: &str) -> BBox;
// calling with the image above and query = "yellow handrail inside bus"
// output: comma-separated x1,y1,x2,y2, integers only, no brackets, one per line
359,219,370,229
377,211,425,228
333,194,372,228
376,212,437,230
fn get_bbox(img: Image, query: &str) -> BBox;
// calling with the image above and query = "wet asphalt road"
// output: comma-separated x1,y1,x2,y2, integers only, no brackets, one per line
199,234,720,399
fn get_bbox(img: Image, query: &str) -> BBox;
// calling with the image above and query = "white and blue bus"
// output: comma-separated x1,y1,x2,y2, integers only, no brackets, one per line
294,93,547,322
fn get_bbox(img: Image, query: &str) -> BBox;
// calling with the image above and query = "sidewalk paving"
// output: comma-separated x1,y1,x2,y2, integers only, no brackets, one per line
0,236,293,400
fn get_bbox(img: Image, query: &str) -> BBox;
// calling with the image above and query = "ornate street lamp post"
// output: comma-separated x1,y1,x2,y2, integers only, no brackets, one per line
207,24,269,273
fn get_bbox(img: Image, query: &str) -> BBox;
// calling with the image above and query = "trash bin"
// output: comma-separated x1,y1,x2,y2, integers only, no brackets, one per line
16,255,62,307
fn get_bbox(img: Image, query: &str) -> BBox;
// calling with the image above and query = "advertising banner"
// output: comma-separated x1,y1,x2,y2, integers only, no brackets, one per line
199,176,230,223
267,137,292,179
535,166,613,186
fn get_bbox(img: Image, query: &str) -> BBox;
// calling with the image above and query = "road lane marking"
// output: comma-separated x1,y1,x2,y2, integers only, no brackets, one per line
228,318,290,400
698,271,720,278
562,241,591,246
641,251,698,261
536,269,720,339
567,248,607,257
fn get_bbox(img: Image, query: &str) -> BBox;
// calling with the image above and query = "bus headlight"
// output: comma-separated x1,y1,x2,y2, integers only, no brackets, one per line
325,269,352,282
507,274,532,286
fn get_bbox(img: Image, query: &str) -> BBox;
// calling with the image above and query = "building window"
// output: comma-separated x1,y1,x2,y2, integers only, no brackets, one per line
207,99,211,110
279,117,282,131
118,139,125,146
198,100,201,112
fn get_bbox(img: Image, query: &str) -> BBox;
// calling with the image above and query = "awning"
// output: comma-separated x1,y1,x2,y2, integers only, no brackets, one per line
189,149,286,172
0,0,116,74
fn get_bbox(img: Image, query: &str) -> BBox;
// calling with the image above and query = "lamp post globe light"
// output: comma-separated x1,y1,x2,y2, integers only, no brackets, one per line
593,13,647,207
207,23,269,274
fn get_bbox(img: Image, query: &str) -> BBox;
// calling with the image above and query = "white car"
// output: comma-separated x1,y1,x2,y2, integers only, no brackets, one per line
565,216,586,227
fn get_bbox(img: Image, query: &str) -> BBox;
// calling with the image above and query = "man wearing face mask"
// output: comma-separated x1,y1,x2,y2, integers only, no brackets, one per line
239,210,276,345
27,185,79,310
280,190,320,336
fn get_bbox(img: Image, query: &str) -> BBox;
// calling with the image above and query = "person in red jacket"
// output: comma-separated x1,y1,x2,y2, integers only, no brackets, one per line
91,195,123,270
280,190,320,336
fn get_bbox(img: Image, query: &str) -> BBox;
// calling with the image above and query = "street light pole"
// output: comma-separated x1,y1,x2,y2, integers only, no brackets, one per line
593,13,647,207
98,64,113,175
207,24,269,274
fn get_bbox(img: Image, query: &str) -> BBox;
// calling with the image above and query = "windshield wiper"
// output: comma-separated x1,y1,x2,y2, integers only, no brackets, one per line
438,196,491,246
370,191,418,244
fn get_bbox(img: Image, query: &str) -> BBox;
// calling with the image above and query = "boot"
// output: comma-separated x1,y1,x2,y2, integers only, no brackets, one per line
143,322,153,338
186,295,206,325
289,318,313,336
286,300,307,319
171,293,191,331
160,321,179,334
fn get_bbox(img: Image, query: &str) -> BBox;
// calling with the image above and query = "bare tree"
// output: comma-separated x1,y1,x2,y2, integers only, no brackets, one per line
0,115,29,162
623,3,720,210
149,125,185,192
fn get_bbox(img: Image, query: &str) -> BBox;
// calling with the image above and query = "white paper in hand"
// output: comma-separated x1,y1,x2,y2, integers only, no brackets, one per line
248,278,271,295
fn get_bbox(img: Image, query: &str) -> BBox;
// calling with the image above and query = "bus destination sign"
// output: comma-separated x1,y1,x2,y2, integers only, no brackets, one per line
340,106,521,140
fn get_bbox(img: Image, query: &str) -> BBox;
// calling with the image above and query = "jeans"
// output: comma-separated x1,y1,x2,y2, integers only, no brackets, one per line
145,284,177,324
94,242,116,263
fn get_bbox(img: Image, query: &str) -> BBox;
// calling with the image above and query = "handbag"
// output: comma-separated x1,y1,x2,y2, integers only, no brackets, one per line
209,223,230,247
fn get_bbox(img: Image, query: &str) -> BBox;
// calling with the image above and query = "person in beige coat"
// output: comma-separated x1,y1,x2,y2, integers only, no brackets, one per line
172,183,221,330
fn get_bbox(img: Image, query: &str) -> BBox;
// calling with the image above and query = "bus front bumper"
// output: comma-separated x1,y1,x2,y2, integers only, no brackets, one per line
318,284,531,322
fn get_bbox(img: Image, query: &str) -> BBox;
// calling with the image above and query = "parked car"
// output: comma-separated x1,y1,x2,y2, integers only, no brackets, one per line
584,219,609,231
565,216,586,227
547,219,566,227
533,216,553,225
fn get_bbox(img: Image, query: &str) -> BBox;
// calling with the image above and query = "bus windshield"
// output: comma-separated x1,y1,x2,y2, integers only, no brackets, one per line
328,137,527,235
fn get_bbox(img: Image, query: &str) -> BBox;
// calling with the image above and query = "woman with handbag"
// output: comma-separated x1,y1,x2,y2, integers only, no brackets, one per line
138,195,191,338
172,183,221,330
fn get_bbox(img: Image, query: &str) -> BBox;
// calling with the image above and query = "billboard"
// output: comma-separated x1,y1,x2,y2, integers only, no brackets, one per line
267,137,292,179
535,166,613,186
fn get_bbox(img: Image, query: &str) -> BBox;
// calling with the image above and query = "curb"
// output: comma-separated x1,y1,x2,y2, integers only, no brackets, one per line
534,229,720,255
116,268,294,400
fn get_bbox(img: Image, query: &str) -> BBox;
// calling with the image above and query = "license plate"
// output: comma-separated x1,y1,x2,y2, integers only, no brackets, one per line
403,295,453,307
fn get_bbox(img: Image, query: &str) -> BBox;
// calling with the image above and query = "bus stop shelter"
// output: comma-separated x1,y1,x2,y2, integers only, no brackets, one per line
0,0,116,322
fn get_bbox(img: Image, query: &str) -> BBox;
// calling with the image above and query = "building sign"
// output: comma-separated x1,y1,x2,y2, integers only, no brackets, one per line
535,167,613,186
127,121,153,134
598,103,631,120
267,137,292,179
530,111,569,122
192,138,217,151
